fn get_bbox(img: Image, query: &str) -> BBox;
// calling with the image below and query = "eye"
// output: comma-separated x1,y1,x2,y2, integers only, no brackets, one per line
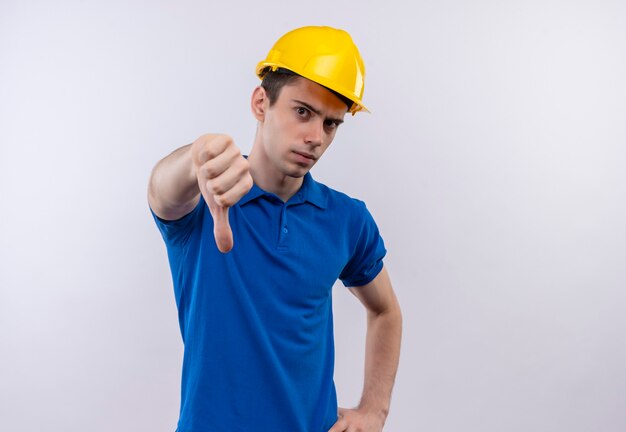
296,107,310,118
324,119,339,131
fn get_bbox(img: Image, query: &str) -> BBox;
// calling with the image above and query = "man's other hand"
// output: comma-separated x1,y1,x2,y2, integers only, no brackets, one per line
328,407,386,432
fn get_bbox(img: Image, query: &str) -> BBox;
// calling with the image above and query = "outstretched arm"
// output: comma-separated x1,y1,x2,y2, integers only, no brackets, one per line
329,266,402,432
148,143,199,221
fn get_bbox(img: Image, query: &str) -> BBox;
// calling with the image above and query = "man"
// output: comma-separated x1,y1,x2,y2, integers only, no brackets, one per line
148,26,402,432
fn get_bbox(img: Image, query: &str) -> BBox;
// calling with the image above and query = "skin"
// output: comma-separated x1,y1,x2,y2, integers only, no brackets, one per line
246,75,347,201
147,76,402,431
329,266,402,432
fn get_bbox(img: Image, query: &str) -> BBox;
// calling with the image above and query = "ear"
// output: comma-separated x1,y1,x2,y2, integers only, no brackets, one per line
251,86,268,121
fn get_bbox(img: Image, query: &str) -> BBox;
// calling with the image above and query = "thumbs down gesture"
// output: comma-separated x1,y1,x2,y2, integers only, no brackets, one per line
191,134,253,253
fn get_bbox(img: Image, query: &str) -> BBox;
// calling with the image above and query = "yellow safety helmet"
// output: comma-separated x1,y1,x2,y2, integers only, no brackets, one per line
256,26,369,115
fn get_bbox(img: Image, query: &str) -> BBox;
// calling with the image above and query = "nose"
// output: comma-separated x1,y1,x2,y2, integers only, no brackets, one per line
303,119,323,147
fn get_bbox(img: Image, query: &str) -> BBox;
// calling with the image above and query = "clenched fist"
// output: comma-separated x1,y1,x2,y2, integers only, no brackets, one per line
191,134,253,253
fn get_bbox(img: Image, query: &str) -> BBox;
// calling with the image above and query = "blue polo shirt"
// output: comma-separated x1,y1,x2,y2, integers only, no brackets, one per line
152,172,386,432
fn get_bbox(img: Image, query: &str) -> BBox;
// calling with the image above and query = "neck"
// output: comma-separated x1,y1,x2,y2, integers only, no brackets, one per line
247,132,304,203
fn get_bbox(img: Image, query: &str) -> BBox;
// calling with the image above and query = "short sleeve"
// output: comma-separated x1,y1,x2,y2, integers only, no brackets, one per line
150,196,205,247
339,200,387,287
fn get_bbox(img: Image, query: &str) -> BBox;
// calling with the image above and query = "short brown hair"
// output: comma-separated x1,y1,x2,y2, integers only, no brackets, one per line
260,68,353,111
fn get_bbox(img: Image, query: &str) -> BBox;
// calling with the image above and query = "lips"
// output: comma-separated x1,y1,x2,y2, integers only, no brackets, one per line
293,150,316,161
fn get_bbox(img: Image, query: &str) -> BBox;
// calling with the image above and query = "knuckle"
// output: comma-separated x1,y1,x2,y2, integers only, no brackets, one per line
235,162,246,177
207,178,225,193
244,174,254,190
236,158,250,175
212,183,224,195
218,133,233,143
205,180,217,194
213,194,226,207
214,194,233,208
226,142,240,157
194,133,235,162
215,135,232,149
203,146,218,160
203,163,218,179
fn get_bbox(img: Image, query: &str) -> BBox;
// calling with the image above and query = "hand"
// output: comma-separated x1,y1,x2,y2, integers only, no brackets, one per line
328,407,386,432
191,134,253,253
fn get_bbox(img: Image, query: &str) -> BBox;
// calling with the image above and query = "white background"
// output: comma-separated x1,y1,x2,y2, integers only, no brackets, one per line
1,1,625,431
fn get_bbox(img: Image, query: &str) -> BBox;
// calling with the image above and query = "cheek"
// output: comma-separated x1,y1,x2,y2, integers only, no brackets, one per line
271,112,292,133
323,129,337,146
281,115,301,134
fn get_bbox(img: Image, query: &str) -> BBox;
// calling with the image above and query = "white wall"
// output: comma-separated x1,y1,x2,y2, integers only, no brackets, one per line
1,1,625,431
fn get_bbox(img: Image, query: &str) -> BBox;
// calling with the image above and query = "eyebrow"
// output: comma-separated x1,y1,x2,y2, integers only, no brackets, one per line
292,99,345,125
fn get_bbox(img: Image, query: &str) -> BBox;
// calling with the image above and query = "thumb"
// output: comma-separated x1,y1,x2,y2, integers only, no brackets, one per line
204,192,233,253
211,204,233,253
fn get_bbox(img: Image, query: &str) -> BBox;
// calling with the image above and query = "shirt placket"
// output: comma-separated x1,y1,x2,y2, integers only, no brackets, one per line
277,204,289,252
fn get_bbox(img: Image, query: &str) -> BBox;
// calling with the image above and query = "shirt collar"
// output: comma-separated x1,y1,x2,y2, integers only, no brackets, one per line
237,172,327,209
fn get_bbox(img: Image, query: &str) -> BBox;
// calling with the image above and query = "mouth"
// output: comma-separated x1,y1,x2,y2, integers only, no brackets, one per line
293,150,317,161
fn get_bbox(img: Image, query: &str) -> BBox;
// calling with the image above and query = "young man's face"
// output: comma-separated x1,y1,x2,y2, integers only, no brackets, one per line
256,76,348,179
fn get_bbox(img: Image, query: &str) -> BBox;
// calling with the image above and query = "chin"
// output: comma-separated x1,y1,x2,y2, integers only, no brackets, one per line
283,163,311,178
286,168,309,178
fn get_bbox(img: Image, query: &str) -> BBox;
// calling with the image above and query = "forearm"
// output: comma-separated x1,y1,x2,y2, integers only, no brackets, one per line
359,304,402,422
148,144,200,220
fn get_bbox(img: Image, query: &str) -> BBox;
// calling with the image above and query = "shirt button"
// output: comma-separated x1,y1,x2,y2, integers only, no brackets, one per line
283,227,288,234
